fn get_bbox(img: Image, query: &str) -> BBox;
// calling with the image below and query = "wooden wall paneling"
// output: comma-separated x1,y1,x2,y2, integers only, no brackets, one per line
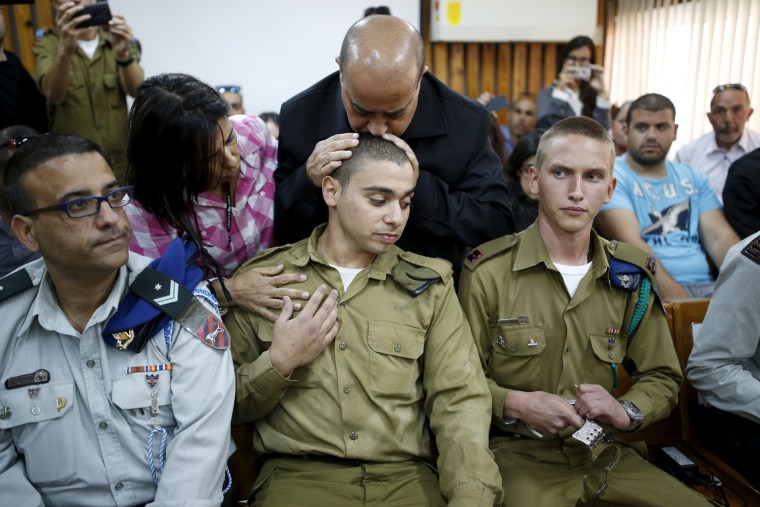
432,42,449,84
528,43,543,96
11,4,36,76
512,43,528,97
36,0,55,30
495,43,511,125
449,42,465,94
481,43,496,96
543,43,558,88
465,43,480,98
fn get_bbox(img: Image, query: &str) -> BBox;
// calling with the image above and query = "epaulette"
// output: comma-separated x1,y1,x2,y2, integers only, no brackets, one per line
463,234,518,272
392,251,452,297
606,240,661,314
0,268,35,303
741,235,760,265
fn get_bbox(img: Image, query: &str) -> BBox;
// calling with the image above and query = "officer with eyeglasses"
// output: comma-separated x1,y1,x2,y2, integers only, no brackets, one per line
0,134,235,506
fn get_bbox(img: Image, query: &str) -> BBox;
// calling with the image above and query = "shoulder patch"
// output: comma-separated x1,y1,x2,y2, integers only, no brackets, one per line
741,236,760,265
606,240,660,299
392,252,451,297
0,269,35,303
463,234,518,272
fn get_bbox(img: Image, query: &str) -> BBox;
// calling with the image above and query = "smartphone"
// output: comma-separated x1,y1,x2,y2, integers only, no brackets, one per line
484,95,508,113
76,2,113,29
571,66,592,80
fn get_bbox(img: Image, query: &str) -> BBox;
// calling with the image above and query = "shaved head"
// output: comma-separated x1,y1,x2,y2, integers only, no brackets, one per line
339,15,424,80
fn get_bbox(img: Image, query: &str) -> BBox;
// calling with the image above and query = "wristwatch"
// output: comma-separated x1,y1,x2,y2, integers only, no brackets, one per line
621,400,643,431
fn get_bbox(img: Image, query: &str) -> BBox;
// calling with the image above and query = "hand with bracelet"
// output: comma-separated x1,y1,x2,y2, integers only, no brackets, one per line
209,265,310,322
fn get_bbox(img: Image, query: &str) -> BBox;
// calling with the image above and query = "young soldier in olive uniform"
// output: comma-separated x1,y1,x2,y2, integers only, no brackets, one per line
227,135,502,506
459,117,713,506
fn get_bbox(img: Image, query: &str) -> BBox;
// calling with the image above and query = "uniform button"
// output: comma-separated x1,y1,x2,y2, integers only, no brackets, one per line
349,432,358,440
343,386,351,394
338,342,347,351
510,344,518,352
393,343,401,352
608,353,615,360
31,406,41,415
99,421,109,430
565,346,571,352
86,360,96,368
115,482,124,491
559,387,565,394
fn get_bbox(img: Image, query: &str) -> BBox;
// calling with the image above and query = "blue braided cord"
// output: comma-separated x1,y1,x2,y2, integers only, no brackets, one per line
194,288,219,313
627,277,651,337
147,427,168,485
163,321,173,350
610,363,619,388
222,466,232,494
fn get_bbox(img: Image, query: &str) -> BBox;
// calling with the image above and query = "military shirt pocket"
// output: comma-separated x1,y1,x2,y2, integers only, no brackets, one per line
0,380,77,485
112,372,175,429
588,332,627,364
367,321,425,399
489,325,546,386
103,73,124,108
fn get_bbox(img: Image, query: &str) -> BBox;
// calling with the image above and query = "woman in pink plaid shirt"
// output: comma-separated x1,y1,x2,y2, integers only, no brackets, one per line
125,73,308,321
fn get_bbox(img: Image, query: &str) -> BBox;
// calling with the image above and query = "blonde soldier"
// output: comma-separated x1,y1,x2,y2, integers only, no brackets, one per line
459,117,712,506
227,134,502,506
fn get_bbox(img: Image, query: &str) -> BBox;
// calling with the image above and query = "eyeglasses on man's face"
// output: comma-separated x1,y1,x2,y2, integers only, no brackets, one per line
21,186,134,219
216,85,241,94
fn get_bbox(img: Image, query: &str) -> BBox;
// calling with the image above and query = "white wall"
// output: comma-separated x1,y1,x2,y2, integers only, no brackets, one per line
111,1,420,115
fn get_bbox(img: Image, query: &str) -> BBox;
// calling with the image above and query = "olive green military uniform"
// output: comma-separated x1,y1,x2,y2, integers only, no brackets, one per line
227,225,502,507
459,223,713,506
34,28,141,183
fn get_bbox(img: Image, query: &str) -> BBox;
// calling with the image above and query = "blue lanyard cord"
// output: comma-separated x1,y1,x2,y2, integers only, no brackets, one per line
222,467,232,495
147,426,168,485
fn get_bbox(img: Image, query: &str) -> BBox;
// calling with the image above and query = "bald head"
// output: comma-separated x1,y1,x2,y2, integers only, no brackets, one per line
339,15,424,79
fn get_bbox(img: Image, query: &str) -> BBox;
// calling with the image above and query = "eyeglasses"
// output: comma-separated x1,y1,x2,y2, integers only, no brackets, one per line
713,83,747,94
565,56,591,65
0,137,32,150
216,85,241,94
21,186,134,219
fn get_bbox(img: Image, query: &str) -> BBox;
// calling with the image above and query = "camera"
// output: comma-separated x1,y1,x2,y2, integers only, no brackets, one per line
571,66,592,80
75,2,113,29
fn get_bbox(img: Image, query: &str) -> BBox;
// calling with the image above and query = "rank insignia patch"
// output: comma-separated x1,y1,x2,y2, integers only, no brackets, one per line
145,374,159,389
467,249,483,263
742,237,760,265
646,256,657,275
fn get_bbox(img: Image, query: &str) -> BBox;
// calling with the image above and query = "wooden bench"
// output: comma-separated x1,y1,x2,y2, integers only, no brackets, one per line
618,299,760,503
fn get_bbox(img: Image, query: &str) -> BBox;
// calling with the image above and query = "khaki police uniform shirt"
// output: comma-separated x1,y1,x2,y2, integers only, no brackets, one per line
34,28,141,183
227,225,502,505
459,223,683,441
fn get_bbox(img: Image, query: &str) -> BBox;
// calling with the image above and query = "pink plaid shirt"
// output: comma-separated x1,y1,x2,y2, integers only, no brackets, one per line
127,115,276,278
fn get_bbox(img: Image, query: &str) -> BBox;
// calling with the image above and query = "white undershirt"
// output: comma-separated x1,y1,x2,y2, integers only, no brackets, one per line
554,261,592,297
332,265,363,291
77,34,100,59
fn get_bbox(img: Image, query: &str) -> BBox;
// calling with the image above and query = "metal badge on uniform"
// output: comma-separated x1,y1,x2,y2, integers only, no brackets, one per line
145,374,160,389
646,256,657,274
27,387,40,399
4,369,50,389
56,397,67,412
496,335,506,349
528,339,538,348
113,329,136,351
0,406,11,419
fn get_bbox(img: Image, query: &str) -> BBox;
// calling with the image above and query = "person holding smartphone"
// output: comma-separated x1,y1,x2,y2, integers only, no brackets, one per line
34,0,144,184
536,35,610,129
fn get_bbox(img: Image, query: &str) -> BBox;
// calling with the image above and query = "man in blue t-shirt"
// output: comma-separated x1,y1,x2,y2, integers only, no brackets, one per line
596,93,740,301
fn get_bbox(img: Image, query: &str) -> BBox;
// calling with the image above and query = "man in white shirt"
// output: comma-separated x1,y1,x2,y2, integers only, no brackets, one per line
676,83,760,201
